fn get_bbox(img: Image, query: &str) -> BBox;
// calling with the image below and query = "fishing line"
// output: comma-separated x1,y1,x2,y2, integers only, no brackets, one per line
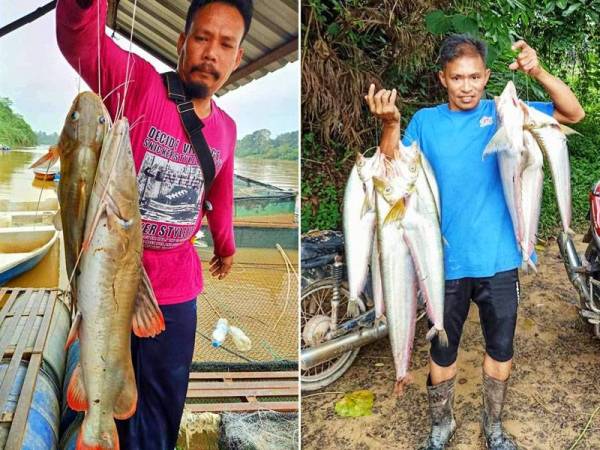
33,155,53,230
121,0,139,120
97,0,101,98
196,330,253,362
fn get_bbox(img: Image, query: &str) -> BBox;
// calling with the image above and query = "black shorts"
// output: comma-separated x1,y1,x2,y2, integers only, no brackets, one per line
430,269,520,367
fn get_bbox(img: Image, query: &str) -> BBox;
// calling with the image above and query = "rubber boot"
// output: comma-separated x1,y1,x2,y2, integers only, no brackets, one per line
482,372,518,450
418,376,457,450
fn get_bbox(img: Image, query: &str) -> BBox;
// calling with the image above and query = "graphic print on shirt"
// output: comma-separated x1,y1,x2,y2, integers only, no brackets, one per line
138,152,204,225
137,126,205,249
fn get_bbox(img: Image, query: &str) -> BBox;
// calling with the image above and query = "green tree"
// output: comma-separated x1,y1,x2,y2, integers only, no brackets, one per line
0,97,37,147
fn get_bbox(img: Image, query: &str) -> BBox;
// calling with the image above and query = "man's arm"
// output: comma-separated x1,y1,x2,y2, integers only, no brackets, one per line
510,41,585,124
56,0,149,113
365,83,400,158
205,143,236,279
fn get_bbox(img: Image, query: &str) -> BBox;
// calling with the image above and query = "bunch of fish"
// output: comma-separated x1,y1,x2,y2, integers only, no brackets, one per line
343,144,447,395
31,92,165,450
484,81,578,271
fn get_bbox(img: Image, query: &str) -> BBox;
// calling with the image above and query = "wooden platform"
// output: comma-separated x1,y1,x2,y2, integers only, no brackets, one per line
186,371,298,413
0,288,60,449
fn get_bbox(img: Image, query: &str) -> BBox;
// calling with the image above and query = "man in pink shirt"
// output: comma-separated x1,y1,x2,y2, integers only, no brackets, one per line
56,0,253,448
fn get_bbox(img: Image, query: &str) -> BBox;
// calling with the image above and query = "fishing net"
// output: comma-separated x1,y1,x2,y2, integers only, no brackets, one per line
219,411,299,450
177,409,221,450
194,244,298,365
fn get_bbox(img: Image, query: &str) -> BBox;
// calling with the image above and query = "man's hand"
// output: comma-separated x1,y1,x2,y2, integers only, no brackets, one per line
209,255,233,280
365,83,400,126
509,41,542,77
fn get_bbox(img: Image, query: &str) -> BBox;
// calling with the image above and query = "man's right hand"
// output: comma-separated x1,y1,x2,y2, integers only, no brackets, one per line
364,83,400,126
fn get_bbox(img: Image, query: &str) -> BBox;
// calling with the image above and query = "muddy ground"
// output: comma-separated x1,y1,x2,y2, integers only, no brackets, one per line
301,237,600,449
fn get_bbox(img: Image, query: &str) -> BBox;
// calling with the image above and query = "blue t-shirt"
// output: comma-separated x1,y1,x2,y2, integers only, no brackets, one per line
402,99,554,280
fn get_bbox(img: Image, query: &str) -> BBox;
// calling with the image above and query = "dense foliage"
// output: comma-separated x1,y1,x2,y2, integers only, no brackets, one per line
0,98,37,147
236,129,298,160
302,0,600,237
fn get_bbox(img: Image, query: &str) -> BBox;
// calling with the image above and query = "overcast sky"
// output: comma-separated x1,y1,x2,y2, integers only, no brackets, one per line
0,1,299,139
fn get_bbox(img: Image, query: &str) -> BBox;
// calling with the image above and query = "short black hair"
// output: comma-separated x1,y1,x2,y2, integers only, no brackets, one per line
438,34,487,69
184,0,253,41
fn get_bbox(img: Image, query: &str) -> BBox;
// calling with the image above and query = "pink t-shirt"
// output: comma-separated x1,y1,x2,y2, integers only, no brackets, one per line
56,0,236,304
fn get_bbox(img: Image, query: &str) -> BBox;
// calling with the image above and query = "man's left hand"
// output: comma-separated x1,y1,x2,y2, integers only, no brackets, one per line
209,255,233,280
509,40,542,77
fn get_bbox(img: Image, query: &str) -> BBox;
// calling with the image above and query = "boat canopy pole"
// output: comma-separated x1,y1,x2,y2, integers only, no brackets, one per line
0,1,57,39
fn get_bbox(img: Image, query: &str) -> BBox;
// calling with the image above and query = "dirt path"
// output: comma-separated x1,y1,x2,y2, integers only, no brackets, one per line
301,237,600,449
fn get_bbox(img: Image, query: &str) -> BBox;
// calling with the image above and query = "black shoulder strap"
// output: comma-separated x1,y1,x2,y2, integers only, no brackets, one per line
162,71,216,196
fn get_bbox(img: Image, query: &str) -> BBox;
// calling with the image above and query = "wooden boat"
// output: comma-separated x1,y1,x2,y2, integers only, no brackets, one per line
33,167,58,181
0,226,59,285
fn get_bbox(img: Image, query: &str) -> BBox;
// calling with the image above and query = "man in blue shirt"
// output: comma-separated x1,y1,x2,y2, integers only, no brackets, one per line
366,34,584,450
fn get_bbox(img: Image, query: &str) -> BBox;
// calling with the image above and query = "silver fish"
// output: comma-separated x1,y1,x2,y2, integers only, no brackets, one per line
343,149,385,317
374,179,417,396
484,81,529,266
524,104,575,234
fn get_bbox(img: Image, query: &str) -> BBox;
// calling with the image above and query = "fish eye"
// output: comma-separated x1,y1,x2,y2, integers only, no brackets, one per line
71,111,80,121
99,116,106,124
384,187,392,194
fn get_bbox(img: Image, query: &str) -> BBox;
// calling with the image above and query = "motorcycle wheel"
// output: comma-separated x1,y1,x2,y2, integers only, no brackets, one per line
301,278,366,392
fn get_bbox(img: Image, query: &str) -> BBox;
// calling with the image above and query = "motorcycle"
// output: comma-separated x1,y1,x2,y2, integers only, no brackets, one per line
300,230,424,392
558,180,600,338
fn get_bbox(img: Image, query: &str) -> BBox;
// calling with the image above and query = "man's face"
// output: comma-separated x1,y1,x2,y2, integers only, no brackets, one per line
438,54,491,111
176,2,245,99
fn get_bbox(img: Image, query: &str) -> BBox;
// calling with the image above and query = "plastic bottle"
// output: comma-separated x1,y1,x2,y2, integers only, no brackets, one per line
229,325,252,352
211,318,229,348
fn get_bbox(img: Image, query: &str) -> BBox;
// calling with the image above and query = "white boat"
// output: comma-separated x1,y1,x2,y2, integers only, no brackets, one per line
0,225,59,285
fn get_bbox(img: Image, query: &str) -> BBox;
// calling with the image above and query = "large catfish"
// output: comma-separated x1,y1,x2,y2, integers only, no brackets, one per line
31,92,110,295
65,118,158,450
343,149,385,317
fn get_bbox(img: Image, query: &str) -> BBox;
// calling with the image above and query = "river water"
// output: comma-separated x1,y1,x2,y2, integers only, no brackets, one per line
0,146,298,202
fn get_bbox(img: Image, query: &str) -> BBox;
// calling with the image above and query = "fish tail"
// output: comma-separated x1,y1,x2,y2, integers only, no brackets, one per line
437,329,449,347
76,415,120,450
567,227,576,236
426,327,449,347
347,297,361,318
394,373,413,397
528,259,538,273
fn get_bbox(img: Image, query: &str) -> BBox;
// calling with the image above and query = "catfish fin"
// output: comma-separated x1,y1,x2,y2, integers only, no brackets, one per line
113,364,138,419
66,364,88,412
483,126,511,159
559,124,582,136
132,267,166,338
65,310,81,349
53,210,63,231
384,198,406,225
360,195,372,218
29,146,59,169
